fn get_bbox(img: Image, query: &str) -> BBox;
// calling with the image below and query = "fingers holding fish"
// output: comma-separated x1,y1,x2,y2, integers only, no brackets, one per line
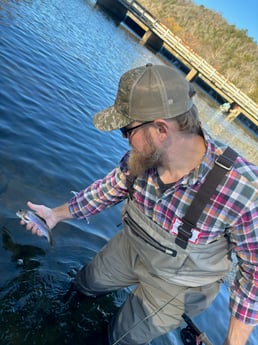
26,201,53,228
16,207,54,245
26,220,43,236
19,217,42,236
17,200,72,245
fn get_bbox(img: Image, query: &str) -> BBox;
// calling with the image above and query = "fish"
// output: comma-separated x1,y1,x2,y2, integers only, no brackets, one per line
16,209,54,246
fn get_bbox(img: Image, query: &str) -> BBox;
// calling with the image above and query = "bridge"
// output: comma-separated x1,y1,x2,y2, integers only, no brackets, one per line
96,0,258,129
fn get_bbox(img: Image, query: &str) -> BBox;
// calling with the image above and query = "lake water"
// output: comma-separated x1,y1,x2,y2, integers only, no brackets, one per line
0,0,257,344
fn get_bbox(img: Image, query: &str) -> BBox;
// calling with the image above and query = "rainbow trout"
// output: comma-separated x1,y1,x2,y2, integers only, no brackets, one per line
16,209,53,246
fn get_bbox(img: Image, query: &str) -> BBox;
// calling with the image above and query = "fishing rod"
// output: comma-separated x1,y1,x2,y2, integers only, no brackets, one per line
110,293,180,345
110,286,214,345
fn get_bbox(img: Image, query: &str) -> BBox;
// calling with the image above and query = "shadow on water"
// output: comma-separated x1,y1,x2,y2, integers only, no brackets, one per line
0,223,118,345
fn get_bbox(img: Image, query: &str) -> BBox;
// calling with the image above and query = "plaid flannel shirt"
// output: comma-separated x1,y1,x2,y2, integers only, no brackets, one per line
69,131,258,324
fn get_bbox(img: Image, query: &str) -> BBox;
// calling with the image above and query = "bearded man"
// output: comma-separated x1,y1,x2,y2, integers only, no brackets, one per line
22,64,258,345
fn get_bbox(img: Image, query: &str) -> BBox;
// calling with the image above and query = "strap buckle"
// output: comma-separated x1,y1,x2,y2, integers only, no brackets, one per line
175,222,193,249
215,155,234,171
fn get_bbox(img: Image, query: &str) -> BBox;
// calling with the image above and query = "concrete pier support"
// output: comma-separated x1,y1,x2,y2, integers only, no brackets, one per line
186,68,198,81
96,0,128,22
140,29,163,51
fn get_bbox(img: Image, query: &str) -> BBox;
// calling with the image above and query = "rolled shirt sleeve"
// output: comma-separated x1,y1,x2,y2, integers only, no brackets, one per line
68,153,130,219
229,202,258,324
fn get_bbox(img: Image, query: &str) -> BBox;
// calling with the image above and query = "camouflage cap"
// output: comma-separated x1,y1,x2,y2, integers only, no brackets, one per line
93,63,194,131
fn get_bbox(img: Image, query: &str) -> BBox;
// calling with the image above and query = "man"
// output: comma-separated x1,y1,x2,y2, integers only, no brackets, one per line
23,64,257,345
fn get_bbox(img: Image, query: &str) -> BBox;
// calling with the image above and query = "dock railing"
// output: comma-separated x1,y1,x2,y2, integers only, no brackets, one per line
118,0,258,125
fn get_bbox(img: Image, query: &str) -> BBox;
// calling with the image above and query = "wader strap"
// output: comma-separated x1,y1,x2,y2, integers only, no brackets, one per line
126,174,136,200
175,146,238,249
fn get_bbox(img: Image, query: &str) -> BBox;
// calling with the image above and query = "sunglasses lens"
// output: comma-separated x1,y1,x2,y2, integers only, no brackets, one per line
120,128,128,137
120,121,153,139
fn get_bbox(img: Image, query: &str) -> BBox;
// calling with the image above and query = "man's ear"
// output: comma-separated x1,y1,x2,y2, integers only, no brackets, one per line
153,119,170,135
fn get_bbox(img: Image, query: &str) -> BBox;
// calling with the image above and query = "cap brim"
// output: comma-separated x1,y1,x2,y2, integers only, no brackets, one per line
93,106,133,131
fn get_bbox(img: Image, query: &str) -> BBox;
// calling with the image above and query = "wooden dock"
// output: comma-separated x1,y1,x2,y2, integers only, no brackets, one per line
96,0,258,129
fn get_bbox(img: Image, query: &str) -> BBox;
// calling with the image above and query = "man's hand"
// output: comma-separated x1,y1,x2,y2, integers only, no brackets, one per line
223,316,255,345
21,201,72,236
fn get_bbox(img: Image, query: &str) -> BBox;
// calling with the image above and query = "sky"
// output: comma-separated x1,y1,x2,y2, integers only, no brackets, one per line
193,0,258,43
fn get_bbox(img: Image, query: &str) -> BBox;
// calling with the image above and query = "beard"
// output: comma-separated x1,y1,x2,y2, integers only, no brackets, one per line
127,135,163,177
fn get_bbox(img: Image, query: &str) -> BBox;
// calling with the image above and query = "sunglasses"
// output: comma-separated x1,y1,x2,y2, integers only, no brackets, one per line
120,121,154,138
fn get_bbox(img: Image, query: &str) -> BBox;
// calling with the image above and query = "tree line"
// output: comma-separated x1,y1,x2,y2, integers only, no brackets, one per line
139,0,258,103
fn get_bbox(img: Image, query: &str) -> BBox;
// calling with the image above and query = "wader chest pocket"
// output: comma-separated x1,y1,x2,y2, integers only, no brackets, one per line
123,215,177,257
